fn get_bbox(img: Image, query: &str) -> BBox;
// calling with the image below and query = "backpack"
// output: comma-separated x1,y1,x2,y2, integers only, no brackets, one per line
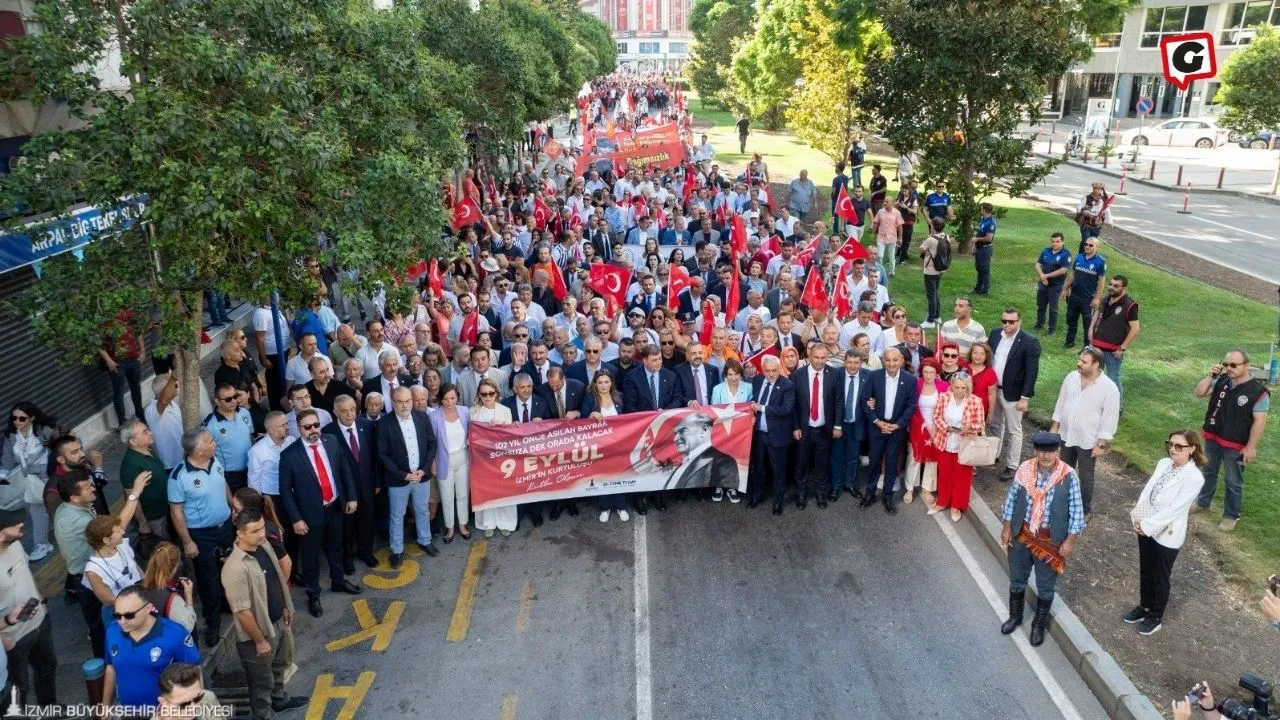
930,232,952,272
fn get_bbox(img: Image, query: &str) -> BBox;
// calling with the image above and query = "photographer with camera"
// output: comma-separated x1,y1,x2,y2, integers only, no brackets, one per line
1174,682,1220,720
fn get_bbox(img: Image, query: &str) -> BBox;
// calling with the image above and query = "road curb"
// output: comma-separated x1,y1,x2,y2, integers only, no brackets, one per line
1036,154,1280,206
965,485,1163,720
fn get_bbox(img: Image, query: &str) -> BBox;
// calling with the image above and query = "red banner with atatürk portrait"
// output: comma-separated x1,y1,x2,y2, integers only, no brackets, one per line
468,405,753,510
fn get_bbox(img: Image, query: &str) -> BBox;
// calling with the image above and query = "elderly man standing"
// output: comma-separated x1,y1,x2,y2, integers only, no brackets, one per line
168,427,235,646
1050,347,1120,516
1194,348,1270,532
328,323,366,368
119,419,170,537
375,387,439,568
788,169,817,222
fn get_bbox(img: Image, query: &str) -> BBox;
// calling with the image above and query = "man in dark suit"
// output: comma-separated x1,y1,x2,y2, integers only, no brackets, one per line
323,394,379,570
537,368,585,520
988,307,1042,480
502,372,552,527
520,340,561,387
831,349,871,501
374,386,439,569
773,310,806,359
664,413,740,491
685,240,718,287
859,347,918,514
278,408,362,618
372,352,413,404
676,277,710,317
750,356,796,514
565,339,617,387
622,347,685,514
627,274,666,316
895,323,935,375
586,216,614,262
707,264,748,312
790,343,844,508
672,344,721,499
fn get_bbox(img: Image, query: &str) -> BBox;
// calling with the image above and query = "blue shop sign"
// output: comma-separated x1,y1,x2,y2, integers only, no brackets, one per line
0,196,148,275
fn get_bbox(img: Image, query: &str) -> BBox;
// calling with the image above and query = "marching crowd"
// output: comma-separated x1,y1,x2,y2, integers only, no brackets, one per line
0,77,1270,718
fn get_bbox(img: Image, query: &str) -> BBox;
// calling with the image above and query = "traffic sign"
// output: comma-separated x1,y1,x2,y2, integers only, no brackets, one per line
1135,96,1154,116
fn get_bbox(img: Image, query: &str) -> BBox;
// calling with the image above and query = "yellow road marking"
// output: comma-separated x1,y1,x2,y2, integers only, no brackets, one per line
305,671,376,720
515,579,536,632
446,539,488,642
501,694,517,720
324,599,406,653
361,546,422,590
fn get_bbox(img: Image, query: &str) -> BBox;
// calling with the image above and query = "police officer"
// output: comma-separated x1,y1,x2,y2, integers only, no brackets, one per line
101,585,200,711
167,427,234,646
203,382,255,492
1059,237,1106,350
1193,349,1271,532
999,432,1086,647
1032,232,1071,337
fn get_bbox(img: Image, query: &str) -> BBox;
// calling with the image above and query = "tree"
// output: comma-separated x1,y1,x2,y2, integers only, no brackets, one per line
854,0,1138,252
785,0,888,163
686,0,756,107
1214,23,1280,194
727,0,807,129
1,0,469,426
572,13,618,79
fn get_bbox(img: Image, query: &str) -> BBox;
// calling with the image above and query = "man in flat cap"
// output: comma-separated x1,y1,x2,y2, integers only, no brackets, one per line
998,431,1086,647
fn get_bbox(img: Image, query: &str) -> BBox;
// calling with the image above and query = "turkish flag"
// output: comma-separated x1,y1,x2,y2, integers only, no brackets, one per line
427,259,444,298
796,247,815,271
450,196,482,230
532,195,553,231
699,299,715,346
655,204,668,231
835,184,860,226
745,346,778,373
632,195,648,218
588,263,629,310
545,140,563,160
724,254,741,327
761,233,781,256
833,271,853,319
800,268,829,312
667,265,691,310
406,259,429,284
485,174,500,206
715,200,727,225
547,265,569,301
569,213,583,231
729,213,748,258
835,235,868,262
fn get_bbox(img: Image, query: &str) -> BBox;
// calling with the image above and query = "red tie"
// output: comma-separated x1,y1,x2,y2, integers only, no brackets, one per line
311,443,335,503
347,428,360,463
810,371,820,422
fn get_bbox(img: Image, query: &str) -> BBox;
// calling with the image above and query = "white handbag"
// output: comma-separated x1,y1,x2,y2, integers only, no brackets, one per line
957,432,1001,467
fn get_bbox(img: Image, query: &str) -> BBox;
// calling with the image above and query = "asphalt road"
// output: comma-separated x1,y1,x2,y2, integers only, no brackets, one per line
275,487,1107,720
1030,161,1280,285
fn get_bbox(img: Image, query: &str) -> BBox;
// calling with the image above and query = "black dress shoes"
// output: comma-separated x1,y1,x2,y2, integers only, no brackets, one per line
634,497,649,515
389,553,403,569
653,495,667,512
566,502,579,517
846,486,863,499
771,503,783,516
308,595,324,618
273,696,310,713
342,561,356,575
332,580,363,595
747,498,760,509
358,554,379,568
418,542,440,557
817,499,828,509
827,491,839,503
883,499,898,515
859,494,877,509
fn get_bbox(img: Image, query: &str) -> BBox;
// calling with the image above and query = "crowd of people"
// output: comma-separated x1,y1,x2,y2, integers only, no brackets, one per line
0,76,1270,716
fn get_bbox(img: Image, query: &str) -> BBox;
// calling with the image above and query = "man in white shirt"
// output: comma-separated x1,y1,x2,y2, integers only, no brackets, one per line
355,319,394,381
374,352,411,401
861,269,891,310
839,302,884,354
285,333,333,388
508,298,543,340
732,290,772,332
1050,347,1119,515
552,296,584,340
285,385,332,439
253,300,292,410
694,135,716,164
248,411,295,499
144,373,185,470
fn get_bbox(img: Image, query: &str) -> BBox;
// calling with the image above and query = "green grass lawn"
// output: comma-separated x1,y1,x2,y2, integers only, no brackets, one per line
689,93,1280,580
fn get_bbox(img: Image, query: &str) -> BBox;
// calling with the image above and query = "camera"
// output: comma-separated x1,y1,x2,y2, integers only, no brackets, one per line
1217,674,1275,720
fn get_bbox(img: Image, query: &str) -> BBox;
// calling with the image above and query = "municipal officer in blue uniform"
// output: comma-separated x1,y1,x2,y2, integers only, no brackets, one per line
970,202,997,296
1059,237,1106,350
168,426,234,645
1033,232,1072,337
203,382,255,492
101,585,200,710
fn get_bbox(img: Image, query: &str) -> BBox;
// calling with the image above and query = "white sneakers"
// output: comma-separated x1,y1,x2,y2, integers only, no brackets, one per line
599,511,610,523
27,543,53,562
619,509,630,522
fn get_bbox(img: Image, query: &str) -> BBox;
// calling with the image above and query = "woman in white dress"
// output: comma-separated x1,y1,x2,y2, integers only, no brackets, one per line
429,385,471,543
903,358,946,506
580,370,627,523
471,379,517,537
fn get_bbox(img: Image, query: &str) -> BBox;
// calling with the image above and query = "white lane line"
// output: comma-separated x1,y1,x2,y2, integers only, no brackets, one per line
1184,213,1275,240
933,513,1084,720
634,514,652,720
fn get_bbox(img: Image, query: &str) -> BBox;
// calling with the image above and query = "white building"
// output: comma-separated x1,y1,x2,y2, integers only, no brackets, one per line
581,0,692,72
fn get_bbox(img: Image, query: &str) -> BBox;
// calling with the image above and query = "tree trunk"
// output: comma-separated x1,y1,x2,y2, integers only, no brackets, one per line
956,165,975,255
177,295,204,429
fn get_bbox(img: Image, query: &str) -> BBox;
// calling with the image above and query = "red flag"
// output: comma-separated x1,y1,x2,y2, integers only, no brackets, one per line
545,139,563,160
547,265,568,301
485,174,500,206
833,271,852,320
715,200,727,225
800,268,828,312
666,265,691,310
698,299,715,346
746,346,778,373
406,259,429,284
729,213,748,258
427,259,444,298
450,196,482,230
632,195,648,218
796,247,815,270
588,263,629,310
569,213,583,231
724,255,741,327
459,311,479,346
681,173,695,208
761,233,781,256
655,204,668,231
835,235,869,262
532,195,553,231
835,184,860,225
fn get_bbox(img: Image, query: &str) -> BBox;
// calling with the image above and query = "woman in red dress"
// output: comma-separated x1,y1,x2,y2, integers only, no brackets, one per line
966,341,998,426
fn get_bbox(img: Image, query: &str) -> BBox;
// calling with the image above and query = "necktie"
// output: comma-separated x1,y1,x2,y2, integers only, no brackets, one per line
311,443,335,504
540,366,546,383
845,375,856,422
522,402,529,423
810,371,820,422
650,374,659,409
693,369,703,405
759,382,773,430
347,428,360,463
647,294,653,311
556,391,565,418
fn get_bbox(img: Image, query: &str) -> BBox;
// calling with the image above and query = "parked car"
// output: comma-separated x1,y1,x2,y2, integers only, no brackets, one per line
1237,130,1278,150
1118,117,1229,148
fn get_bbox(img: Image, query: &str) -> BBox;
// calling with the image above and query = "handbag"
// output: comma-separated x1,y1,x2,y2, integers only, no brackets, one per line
957,432,1001,467
21,473,45,505
1129,499,1156,527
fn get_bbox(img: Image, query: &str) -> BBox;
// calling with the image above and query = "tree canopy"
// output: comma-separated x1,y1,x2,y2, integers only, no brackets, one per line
686,0,756,107
1215,23,1280,136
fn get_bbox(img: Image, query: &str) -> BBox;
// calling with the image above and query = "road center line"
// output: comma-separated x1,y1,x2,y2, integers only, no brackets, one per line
934,513,1083,720
634,514,653,720
447,539,488,643
516,579,535,632
1182,212,1274,240
501,694,517,720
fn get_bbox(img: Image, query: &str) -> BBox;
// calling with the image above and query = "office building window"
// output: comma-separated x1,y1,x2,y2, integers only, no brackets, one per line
1203,81,1221,106
1220,1,1280,44
669,42,688,54
617,41,629,54
1087,74,1115,97
638,42,660,53
1140,5,1208,47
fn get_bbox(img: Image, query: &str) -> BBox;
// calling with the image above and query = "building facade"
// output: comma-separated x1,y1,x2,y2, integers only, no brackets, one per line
1049,0,1279,123
581,0,692,72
